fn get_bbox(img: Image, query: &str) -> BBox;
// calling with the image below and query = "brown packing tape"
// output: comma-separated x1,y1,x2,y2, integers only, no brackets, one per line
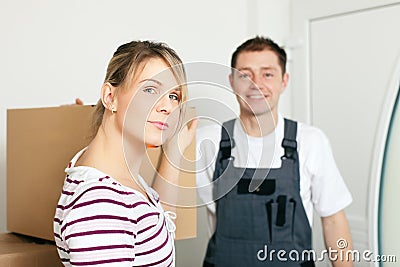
7,105,196,241
0,233,63,267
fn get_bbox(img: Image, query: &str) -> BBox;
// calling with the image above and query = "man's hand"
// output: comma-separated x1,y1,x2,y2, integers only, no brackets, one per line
75,98,84,105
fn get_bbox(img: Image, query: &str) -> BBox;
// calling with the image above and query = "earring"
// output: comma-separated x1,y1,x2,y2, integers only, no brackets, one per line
110,104,116,114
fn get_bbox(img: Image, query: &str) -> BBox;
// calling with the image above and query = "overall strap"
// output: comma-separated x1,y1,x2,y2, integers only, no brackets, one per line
219,119,236,161
281,118,298,159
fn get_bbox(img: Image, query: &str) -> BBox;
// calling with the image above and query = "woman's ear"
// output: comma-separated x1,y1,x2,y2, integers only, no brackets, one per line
101,83,117,114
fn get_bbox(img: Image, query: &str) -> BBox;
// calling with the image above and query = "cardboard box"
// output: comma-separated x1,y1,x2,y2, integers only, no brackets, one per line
0,233,63,267
7,105,196,241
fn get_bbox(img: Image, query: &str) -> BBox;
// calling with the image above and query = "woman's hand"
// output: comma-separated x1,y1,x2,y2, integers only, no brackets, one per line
162,116,198,163
154,116,198,208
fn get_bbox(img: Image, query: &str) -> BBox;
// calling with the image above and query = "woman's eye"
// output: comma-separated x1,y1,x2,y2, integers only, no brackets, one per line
143,87,157,94
169,93,180,101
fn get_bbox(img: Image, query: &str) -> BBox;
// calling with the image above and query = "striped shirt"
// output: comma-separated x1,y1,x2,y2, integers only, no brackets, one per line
54,149,176,267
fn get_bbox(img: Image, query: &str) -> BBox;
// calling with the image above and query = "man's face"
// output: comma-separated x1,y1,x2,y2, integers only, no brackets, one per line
230,49,288,117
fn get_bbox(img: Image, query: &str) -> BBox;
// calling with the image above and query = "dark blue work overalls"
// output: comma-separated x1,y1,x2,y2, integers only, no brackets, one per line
203,119,315,267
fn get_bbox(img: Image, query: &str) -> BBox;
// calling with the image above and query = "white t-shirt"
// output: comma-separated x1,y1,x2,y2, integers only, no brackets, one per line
196,114,352,237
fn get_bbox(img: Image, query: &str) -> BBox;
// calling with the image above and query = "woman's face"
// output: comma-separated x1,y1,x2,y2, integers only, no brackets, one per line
120,57,182,147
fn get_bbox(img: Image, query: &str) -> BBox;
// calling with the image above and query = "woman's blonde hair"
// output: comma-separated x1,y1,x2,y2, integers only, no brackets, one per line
92,40,187,137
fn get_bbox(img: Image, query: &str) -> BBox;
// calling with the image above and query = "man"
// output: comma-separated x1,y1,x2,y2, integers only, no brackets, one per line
196,36,353,267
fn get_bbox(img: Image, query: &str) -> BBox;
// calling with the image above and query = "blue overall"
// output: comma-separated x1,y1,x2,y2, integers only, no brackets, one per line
203,119,315,267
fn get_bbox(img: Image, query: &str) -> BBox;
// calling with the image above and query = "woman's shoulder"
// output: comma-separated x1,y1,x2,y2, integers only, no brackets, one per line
63,169,148,208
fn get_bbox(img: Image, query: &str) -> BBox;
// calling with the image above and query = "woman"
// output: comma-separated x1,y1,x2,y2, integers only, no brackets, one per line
54,40,196,266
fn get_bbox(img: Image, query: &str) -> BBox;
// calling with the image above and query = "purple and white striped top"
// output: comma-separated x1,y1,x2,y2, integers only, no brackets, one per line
54,149,176,267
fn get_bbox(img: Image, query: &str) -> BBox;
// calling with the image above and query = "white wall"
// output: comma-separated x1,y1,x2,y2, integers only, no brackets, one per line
0,0,291,266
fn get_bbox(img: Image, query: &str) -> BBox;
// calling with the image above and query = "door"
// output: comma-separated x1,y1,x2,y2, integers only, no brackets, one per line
292,1,400,266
